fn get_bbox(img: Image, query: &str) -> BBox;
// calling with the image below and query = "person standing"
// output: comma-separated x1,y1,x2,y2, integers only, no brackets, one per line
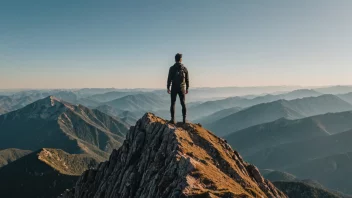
167,53,189,124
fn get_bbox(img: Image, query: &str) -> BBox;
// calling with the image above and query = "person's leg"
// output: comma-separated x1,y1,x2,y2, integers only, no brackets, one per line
170,89,177,123
178,89,187,123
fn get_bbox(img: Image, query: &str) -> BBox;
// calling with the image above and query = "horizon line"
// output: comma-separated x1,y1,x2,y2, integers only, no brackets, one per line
1,84,352,91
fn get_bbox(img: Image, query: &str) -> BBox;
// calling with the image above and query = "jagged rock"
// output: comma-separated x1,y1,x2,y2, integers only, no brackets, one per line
60,113,287,198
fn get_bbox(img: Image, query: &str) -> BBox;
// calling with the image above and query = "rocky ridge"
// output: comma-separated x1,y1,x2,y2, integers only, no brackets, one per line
61,113,286,198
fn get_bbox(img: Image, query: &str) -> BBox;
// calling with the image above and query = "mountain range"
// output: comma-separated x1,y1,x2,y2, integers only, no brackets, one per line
207,94,352,136
2,87,352,197
0,96,129,160
103,93,169,112
225,111,352,156
244,128,352,194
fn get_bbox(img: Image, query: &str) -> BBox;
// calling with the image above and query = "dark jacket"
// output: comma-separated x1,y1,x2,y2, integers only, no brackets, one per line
167,63,189,91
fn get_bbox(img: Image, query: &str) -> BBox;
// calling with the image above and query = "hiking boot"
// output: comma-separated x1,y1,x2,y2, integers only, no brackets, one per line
169,118,176,124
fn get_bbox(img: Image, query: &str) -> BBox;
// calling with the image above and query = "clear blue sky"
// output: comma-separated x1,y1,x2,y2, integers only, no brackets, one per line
1,0,352,89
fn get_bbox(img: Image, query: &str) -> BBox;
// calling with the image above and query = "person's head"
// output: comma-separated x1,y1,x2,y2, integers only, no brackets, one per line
175,53,182,63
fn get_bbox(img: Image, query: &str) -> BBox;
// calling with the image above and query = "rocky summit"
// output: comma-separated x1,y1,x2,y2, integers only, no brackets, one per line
61,113,286,198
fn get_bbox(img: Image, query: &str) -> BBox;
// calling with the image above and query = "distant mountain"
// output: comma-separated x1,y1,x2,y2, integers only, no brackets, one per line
273,181,341,198
263,170,297,182
286,152,352,194
195,107,242,125
225,111,352,156
262,170,350,198
103,93,168,112
0,94,43,113
118,110,140,125
208,95,352,136
95,105,140,125
0,148,32,168
337,92,352,104
0,96,129,160
72,88,117,98
280,89,322,100
50,91,101,108
315,85,352,95
88,91,141,103
0,91,102,113
187,89,321,120
246,129,352,172
0,148,99,198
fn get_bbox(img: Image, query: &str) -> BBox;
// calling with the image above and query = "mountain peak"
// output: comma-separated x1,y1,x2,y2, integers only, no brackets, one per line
61,113,286,198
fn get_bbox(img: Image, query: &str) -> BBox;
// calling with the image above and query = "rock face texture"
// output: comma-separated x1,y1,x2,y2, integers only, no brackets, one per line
61,113,287,198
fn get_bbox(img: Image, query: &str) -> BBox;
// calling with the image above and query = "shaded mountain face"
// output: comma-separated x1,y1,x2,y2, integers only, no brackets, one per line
247,129,352,170
245,128,352,195
0,148,32,168
263,170,297,182
0,148,99,198
286,152,352,195
273,181,340,198
207,94,352,136
61,113,286,198
225,111,352,156
0,96,129,160
262,170,349,198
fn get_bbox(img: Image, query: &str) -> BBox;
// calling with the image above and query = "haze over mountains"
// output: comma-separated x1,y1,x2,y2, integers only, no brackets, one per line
207,94,352,136
225,111,352,156
1,86,352,197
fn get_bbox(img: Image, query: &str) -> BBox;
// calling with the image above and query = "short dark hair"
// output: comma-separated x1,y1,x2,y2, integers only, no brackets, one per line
175,53,182,62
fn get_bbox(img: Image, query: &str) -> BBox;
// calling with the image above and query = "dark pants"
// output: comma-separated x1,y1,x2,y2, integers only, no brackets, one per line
170,88,186,119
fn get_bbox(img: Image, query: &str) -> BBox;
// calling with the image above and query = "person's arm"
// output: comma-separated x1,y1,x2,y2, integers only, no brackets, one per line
185,67,189,91
167,67,172,90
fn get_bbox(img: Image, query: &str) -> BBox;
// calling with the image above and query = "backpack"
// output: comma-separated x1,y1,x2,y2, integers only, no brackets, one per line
172,64,186,87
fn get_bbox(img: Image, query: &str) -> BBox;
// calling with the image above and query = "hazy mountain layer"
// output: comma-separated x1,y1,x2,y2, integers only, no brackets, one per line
89,91,141,103
208,95,352,136
225,111,352,156
188,89,322,120
337,92,352,105
195,107,242,125
103,93,168,112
